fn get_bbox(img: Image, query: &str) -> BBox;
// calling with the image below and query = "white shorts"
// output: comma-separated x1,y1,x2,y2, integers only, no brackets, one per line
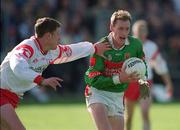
86,87,124,117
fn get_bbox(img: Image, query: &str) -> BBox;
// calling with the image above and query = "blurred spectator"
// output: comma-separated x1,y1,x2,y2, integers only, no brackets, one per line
1,0,180,98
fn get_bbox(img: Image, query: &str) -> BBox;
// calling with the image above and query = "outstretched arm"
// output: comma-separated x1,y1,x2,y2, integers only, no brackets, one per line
151,52,173,96
160,72,173,96
51,41,111,64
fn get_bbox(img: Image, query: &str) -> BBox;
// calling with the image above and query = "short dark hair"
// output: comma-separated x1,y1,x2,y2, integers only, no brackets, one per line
34,17,62,37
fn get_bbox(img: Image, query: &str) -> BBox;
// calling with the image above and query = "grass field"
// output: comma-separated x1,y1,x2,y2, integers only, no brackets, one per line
17,101,180,130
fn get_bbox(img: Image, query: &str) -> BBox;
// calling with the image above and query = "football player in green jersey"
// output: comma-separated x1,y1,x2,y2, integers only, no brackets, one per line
84,10,150,130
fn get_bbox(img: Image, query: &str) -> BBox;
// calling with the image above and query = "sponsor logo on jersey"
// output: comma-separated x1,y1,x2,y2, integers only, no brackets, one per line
30,64,48,73
103,60,123,76
104,60,123,69
103,68,121,77
62,46,72,57
88,71,102,78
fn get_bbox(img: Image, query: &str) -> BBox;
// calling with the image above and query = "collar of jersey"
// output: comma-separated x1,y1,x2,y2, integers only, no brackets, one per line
107,33,129,50
31,36,48,55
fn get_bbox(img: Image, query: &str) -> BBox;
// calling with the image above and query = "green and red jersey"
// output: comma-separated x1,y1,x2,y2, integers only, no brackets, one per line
85,34,146,93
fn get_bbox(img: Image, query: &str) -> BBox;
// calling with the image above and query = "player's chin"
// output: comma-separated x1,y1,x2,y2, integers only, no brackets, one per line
118,39,125,44
52,45,58,50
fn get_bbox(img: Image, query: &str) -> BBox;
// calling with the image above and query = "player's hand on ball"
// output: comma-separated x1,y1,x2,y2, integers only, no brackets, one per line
119,66,140,83
40,77,63,90
138,79,150,99
94,42,111,58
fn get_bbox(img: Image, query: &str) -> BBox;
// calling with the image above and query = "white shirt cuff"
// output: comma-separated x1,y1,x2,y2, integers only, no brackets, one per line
112,75,121,85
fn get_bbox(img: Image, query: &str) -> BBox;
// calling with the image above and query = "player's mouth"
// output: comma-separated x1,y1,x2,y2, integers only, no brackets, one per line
119,37,126,43
119,36,126,40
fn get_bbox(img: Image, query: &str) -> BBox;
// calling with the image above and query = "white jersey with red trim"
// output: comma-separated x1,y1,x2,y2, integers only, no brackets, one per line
0,36,95,95
143,40,168,80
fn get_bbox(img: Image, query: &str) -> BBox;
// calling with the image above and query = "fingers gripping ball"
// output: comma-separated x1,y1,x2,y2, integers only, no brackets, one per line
122,57,146,79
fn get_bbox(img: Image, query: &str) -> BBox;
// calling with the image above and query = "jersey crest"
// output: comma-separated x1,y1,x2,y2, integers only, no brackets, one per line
124,52,130,59
62,46,72,57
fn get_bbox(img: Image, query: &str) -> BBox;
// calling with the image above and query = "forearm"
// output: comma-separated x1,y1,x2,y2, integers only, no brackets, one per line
161,73,173,87
52,42,95,64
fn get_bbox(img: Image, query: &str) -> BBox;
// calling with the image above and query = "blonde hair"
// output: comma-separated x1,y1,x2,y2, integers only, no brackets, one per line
132,20,148,36
110,10,132,25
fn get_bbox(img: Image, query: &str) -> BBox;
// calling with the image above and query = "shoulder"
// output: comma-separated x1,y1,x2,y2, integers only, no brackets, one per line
128,35,142,47
98,36,109,43
129,36,141,43
17,38,35,49
144,40,158,51
13,38,35,59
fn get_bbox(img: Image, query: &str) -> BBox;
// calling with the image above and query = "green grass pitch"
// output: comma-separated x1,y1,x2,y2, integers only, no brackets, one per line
17,102,180,130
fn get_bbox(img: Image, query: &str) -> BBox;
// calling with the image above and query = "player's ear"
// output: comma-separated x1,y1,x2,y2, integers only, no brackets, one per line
110,23,113,32
45,32,52,40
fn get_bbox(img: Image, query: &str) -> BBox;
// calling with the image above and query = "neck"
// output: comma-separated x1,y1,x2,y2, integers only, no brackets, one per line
36,37,49,53
140,37,147,44
112,38,124,49
139,35,147,43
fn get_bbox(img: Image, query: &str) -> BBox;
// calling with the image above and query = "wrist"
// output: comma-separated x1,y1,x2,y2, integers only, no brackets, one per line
34,75,44,85
138,79,148,85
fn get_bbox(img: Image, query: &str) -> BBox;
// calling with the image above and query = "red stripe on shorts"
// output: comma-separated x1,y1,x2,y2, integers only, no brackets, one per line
0,88,20,108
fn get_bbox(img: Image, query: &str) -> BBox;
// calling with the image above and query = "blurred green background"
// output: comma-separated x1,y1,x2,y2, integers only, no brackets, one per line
17,99,180,130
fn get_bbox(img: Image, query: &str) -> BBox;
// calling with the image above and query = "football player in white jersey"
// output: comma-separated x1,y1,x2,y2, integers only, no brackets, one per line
124,20,174,130
0,17,110,130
